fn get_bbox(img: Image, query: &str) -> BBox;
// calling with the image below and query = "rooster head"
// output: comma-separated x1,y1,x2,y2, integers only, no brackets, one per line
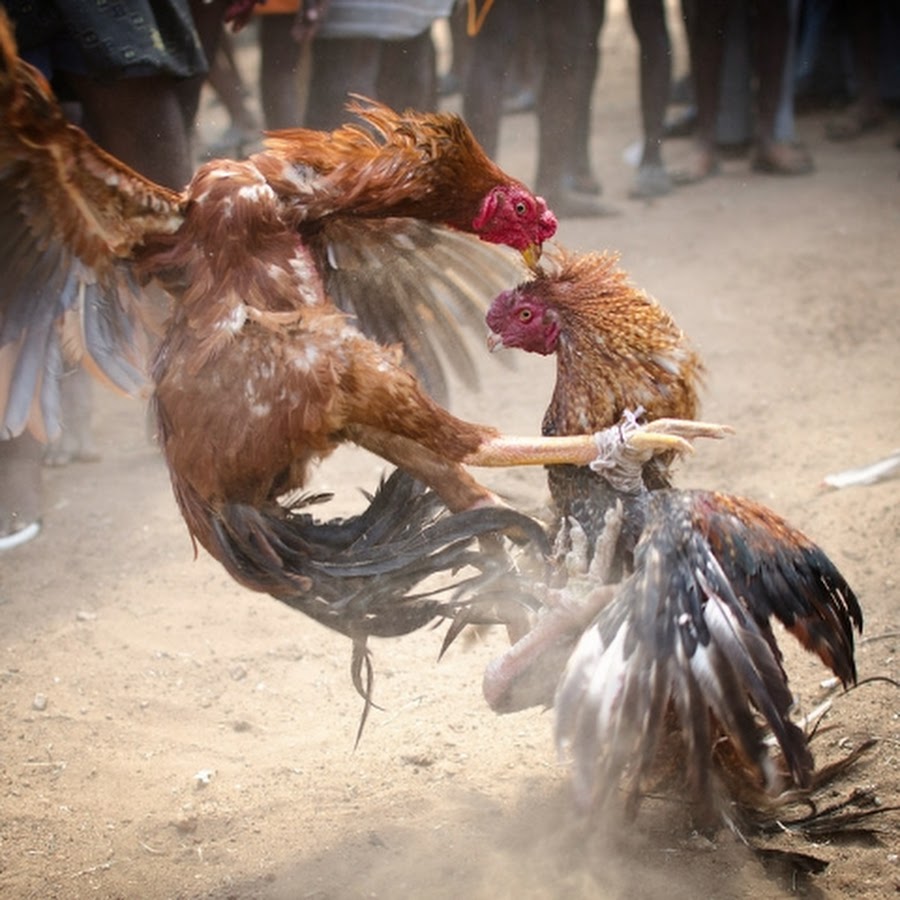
472,185,557,269
486,284,561,355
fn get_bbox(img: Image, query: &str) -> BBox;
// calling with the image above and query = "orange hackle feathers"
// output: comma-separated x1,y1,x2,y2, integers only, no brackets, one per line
534,249,703,436
261,97,509,230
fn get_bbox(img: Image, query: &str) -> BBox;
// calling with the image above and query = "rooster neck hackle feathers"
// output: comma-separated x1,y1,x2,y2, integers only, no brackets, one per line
535,250,704,433
262,98,508,229
543,251,689,362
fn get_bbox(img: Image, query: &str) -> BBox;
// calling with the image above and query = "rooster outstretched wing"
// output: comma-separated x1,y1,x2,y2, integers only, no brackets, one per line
0,13,532,443
313,216,524,400
0,21,183,441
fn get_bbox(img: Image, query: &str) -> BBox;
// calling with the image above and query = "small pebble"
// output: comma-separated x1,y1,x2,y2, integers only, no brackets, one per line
194,768,215,787
32,693,47,711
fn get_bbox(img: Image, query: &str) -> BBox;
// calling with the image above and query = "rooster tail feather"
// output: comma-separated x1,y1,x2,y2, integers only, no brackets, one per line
555,498,829,819
699,491,862,686
184,469,547,641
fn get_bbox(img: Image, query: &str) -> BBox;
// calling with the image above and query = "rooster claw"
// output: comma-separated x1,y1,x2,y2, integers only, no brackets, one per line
626,430,695,457
590,416,733,487
627,418,733,454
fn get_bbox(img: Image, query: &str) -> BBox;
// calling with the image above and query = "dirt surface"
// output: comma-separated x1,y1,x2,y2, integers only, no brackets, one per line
2,8,899,899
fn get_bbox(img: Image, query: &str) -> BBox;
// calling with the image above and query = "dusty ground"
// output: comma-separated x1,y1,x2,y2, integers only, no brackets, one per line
2,7,899,899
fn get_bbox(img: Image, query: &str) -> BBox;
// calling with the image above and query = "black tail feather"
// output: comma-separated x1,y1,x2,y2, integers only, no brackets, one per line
206,469,549,640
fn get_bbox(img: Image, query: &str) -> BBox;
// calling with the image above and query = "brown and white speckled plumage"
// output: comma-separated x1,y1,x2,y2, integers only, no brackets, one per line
0,14,596,644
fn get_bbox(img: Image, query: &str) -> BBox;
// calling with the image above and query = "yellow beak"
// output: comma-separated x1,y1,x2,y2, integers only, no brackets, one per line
521,243,541,271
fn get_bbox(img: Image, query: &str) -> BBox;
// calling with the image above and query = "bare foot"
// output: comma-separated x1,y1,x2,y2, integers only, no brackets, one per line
672,141,720,185
825,102,886,142
752,141,814,176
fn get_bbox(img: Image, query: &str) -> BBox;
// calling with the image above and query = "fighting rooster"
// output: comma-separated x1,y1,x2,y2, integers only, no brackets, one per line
484,251,863,826
0,13,605,649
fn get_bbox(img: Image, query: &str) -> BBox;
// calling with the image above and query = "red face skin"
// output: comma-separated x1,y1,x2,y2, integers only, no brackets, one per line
472,185,558,258
486,287,561,355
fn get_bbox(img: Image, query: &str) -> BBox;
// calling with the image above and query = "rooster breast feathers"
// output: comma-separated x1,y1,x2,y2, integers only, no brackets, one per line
555,488,862,811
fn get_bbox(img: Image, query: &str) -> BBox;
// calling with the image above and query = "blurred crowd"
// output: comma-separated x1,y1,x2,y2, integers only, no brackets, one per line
1,0,899,550
199,0,900,203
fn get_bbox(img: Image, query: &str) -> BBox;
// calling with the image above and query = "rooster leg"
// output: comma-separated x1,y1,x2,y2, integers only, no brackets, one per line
349,425,499,512
465,433,611,469
589,417,733,492
483,582,616,713
465,420,732,472
588,501,624,582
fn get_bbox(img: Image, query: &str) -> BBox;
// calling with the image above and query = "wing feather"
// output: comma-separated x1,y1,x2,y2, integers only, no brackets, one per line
554,489,853,814
319,218,524,401
694,492,862,684
0,19,182,439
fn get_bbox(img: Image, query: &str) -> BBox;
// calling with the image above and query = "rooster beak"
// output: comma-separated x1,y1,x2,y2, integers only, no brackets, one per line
486,331,504,353
521,243,541,271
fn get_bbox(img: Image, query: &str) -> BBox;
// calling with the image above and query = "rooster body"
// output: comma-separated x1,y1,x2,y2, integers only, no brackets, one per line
485,253,863,824
0,14,612,645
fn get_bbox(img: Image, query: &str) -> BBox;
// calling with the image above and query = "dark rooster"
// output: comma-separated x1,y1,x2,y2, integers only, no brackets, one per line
0,14,606,653
484,252,864,827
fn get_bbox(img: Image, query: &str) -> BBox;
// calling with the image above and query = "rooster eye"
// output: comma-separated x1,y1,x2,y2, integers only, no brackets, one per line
514,201,528,216
518,308,532,322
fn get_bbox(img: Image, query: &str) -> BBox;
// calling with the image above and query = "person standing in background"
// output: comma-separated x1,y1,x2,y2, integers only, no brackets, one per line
302,0,454,131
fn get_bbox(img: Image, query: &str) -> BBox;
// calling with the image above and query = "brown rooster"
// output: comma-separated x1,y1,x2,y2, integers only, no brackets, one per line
0,14,605,649
483,252,864,827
